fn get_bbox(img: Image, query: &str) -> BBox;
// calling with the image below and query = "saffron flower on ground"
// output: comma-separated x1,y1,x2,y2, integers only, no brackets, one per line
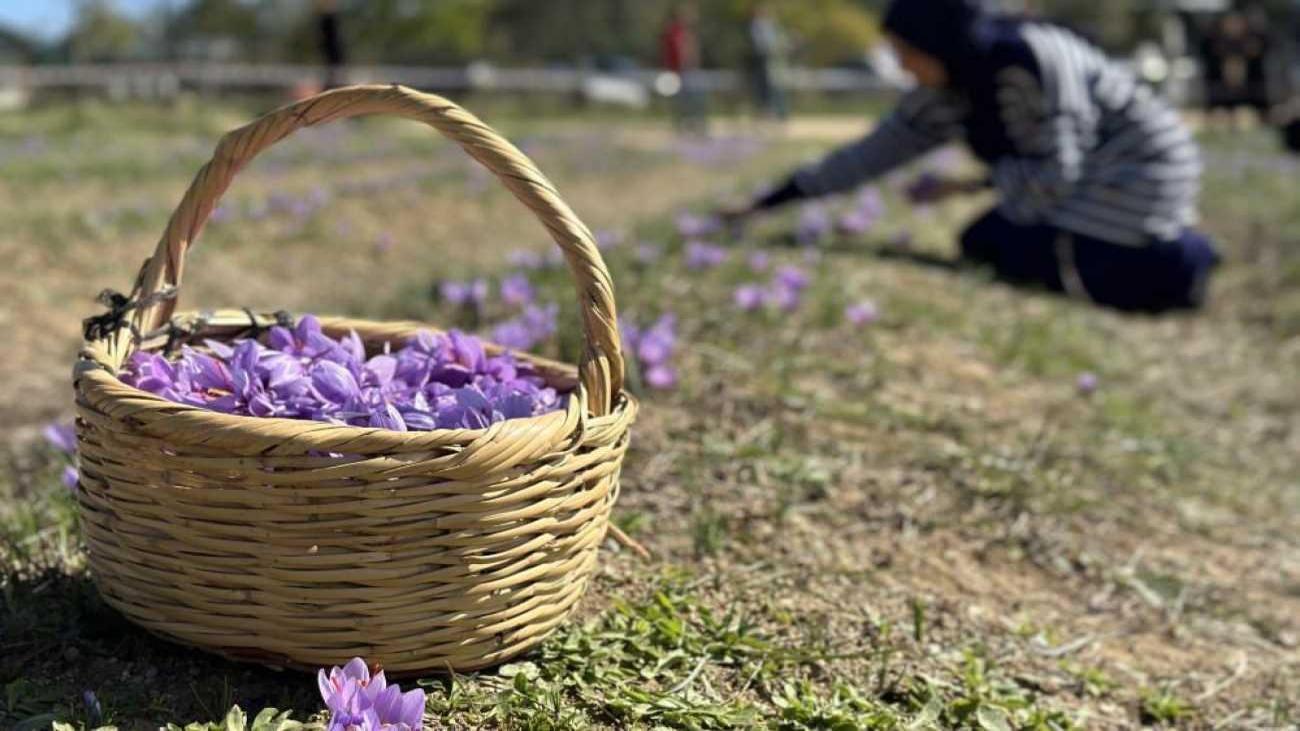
796,204,833,246
621,313,679,391
733,284,766,311
439,279,489,309
318,657,425,731
500,273,535,307
43,421,79,491
838,187,886,236
1077,372,1099,396
676,211,723,239
635,241,664,264
685,240,729,270
845,301,880,326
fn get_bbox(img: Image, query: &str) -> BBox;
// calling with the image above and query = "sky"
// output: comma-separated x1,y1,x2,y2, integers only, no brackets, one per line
0,0,168,40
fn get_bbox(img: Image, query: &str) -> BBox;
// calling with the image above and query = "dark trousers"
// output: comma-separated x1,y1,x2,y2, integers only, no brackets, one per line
960,208,1221,313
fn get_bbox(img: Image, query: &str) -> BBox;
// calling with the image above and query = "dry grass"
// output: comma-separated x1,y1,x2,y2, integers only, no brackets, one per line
1,99,1296,729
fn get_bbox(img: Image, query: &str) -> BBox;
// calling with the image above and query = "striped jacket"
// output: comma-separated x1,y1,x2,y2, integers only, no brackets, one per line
794,23,1201,246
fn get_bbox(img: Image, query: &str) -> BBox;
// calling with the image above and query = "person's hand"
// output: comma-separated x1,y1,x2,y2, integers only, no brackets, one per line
714,202,757,236
906,173,982,204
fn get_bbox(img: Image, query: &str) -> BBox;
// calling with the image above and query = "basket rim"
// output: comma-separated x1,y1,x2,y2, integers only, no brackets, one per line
75,311,638,455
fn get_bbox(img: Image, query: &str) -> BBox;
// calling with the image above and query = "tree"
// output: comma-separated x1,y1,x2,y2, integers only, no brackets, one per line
340,0,493,65
65,0,142,62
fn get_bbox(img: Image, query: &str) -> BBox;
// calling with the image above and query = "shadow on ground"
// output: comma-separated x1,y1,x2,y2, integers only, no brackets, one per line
1,568,321,728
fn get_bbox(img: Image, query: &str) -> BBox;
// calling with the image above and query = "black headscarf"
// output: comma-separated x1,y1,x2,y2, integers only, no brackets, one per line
882,0,1000,89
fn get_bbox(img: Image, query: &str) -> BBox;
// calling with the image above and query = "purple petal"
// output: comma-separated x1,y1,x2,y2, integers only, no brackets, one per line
845,301,880,326
645,365,678,390
500,273,535,306
369,403,407,432
312,361,361,404
268,326,295,352
203,339,234,360
42,422,77,454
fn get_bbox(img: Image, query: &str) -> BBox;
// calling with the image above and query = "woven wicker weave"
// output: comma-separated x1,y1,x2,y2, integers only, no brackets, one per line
71,85,636,674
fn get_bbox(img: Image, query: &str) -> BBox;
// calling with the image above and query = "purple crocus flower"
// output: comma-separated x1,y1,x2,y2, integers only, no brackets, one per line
676,211,723,239
747,251,770,273
440,279,489,309
845,301,880,326
621,313,679,391
838,188,886,236
644,365,678,390
506,249,545,270
1077,372,1099,396
796,204,833,246
685,241,729,270
774,265,811,293
500,273,535,307
635,241,664,264
733,284,765,311
62,465,80,491
595,229,625,251
636,315,677,367
765,283,802,312
122,315,567,433
318,657,424,731
490,303,557,352
43,422,77,454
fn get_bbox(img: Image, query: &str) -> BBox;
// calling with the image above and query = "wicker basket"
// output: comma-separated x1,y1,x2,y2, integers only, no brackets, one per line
71,85,636,674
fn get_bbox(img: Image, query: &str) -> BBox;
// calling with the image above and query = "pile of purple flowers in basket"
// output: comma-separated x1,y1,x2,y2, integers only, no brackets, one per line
122,315,564,432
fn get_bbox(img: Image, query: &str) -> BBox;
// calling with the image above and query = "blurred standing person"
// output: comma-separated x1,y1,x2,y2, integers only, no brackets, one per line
317,0,347,89
720,0,1220,313
747,3,790,122
661,3,708,134
1201,10,1270,126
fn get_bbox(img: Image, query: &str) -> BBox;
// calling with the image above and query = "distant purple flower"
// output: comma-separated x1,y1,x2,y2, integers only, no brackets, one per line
62,466,79,491
774,265,810,293
209,203,233,224
595,229,625,251
685,241,729,270
500,273,535,307
796,204,833,246
440,279,489,309
1077,372,1099,396
507,249,545,270
747,251,770,273
676,212,723,239
733,284,765,311
622,313,679,391
43,422,76,454
491,303,558,352
645,365,678,390
765,284,802,312
374,232,395,255
845,301,880,326
635,241,664,264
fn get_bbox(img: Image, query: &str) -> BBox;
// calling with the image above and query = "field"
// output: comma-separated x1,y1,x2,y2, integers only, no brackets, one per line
0,98,1297,730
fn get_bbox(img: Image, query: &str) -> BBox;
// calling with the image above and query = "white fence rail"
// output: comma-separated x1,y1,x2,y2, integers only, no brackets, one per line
0,62,890,100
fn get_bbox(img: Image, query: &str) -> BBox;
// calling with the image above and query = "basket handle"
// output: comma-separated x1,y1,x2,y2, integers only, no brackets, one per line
126,84,623,415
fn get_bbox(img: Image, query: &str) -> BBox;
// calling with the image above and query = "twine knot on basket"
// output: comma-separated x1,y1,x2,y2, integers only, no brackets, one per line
71,85,638,674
